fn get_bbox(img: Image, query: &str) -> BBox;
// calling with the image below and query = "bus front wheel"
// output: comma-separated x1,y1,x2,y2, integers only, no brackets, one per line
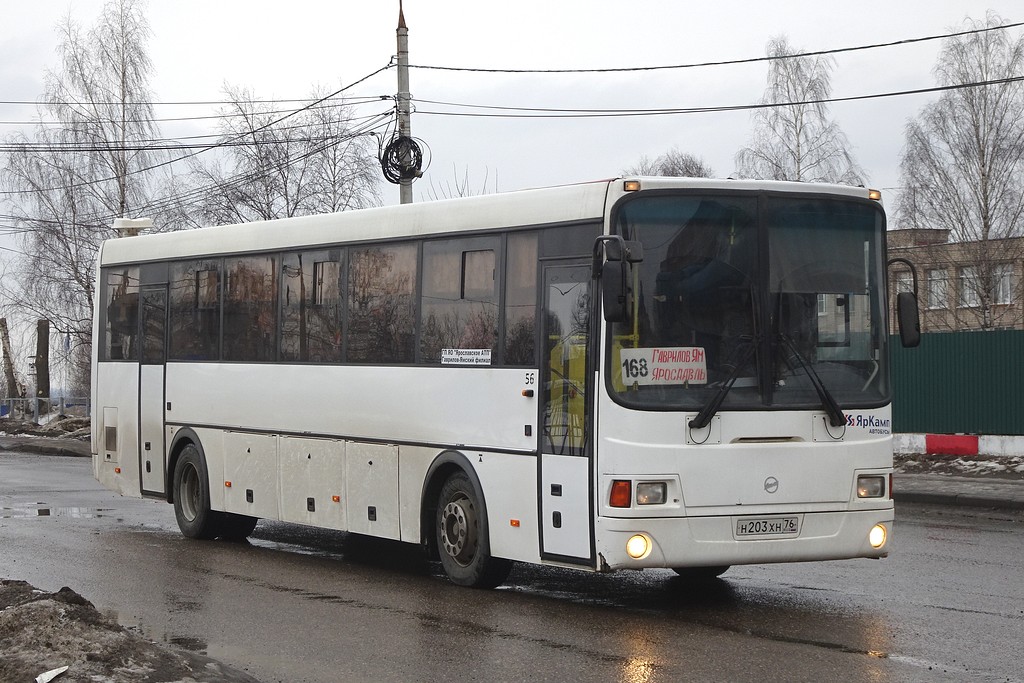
172,444,221,540
436,472,512,588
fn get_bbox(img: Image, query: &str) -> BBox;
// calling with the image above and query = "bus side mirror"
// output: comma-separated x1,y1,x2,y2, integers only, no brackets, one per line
896,291,920,348
602,260,628,323
594,237,643,323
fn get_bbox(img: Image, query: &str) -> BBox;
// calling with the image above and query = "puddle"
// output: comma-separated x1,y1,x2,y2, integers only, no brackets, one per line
0,506,112,519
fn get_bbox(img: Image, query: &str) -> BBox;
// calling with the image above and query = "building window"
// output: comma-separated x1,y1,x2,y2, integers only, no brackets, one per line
926,269,948,310
959,266,979,308
994,264,1014,305
895,271,913,295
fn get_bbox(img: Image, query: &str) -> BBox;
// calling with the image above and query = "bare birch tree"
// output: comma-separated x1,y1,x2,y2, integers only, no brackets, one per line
2,0,162,389
897,13,1024,330
423,165,498,200
624,148,714,178
191,86,380,225
735,36,864,185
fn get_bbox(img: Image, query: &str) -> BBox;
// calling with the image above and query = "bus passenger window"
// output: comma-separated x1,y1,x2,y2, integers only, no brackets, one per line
420,237,499,364
223,256,278,362
347,244,417,363
281,251,343,363
104,266,139,361
503,232,537,366
169,260,221,361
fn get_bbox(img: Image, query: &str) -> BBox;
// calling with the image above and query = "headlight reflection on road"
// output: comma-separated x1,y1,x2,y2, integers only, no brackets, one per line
621,656,656,683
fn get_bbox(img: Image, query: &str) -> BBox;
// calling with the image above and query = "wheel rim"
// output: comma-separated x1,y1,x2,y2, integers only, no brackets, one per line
180,463,200,522
440,493,478,567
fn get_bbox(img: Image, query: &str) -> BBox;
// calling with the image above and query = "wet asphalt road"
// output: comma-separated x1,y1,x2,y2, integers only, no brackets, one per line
1,453,1022,683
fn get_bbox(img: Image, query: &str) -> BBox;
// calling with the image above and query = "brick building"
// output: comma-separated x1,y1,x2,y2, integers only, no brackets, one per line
887,228,1024,332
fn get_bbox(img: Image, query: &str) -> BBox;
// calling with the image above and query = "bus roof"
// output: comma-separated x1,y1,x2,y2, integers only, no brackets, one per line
98,177,878,266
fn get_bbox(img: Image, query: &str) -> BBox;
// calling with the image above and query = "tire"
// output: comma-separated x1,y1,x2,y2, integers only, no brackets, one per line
172,444,222,540
672,565,730,581
219,513,258,541
436,471,512,588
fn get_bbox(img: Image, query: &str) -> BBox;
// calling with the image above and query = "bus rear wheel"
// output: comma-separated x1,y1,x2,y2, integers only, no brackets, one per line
172,444,221,540
436,472,512,588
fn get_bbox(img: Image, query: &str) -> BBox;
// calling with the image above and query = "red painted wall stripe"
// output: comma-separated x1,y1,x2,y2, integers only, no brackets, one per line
925,434,979,456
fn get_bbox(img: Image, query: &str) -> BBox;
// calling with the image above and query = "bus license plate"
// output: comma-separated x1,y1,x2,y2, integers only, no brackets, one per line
735,516,799,538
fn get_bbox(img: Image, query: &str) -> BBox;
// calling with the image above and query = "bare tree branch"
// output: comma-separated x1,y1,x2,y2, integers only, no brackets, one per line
896,12,1024,330
735,36,865,185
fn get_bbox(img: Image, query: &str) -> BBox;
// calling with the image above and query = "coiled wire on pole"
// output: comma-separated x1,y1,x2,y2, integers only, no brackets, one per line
380,134,424,184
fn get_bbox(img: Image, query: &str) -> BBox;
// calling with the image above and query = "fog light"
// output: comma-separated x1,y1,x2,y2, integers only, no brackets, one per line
626,534,651,560
869,524,887,548
636,482,667,505
857,475,886,498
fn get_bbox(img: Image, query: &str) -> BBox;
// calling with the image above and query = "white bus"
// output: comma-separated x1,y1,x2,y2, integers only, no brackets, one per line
92,177,919,588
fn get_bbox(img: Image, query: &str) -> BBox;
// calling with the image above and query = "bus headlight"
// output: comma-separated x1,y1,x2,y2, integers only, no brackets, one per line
869,524,887,549
857,475,886,498
626,534,652,560
636,482,667,505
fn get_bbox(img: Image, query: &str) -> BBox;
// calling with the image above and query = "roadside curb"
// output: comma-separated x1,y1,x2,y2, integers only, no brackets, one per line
893,490,1024,511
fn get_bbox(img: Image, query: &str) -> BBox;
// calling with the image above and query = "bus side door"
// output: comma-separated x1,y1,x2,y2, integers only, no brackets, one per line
138,285,167,496
539,262,594,562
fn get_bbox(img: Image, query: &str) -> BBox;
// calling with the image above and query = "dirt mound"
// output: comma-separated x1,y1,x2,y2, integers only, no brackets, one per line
0,580,260,683
0,416,90,440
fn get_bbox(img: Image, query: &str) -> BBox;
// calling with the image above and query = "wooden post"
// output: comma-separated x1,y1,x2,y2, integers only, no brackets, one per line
35,319,50,415
0,318,18,399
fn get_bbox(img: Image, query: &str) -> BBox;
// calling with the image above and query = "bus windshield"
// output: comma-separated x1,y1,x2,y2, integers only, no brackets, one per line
608,192,889,412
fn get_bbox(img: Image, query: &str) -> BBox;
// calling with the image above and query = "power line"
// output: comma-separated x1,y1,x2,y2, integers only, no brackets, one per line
0,95,393,127
0,110,394,153
413,76,1024,119
407,21,1024,74
0,63,394,197
1,111,395,229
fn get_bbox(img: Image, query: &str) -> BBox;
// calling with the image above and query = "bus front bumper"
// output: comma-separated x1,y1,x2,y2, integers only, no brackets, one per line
595,508,894,571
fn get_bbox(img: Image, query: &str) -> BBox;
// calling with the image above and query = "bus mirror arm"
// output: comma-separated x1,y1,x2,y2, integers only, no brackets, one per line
593,237,644,323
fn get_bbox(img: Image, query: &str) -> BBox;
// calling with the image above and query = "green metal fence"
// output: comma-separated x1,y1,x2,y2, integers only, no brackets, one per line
890,330,1024,435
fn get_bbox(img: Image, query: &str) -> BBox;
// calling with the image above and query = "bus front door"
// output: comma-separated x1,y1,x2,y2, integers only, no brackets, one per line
540,263,594,563
138,285,167,496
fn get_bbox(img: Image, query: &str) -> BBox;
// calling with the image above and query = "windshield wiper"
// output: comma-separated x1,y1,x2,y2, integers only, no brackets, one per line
777,333,846,427
688,337,756,430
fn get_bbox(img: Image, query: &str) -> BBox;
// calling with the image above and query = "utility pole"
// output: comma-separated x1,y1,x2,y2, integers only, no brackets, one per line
35,319,50,417
397,0,413,204
0,318,17,399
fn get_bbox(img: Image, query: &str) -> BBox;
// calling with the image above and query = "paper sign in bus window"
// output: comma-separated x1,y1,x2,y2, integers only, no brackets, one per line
441,348,493,365
619,347,707,385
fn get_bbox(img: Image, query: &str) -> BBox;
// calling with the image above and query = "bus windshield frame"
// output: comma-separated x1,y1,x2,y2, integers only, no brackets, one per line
606,189,890,414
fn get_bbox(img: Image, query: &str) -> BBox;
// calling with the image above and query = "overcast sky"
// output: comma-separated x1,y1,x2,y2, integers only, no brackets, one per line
2,0,1022,215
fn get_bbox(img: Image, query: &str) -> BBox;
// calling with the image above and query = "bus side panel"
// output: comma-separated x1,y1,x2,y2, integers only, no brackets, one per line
222,431,280,519
473,453,541,564
279,436,347,530
398,445,434,544
346,442,400,540
93,362,140,497
163,364,535,454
